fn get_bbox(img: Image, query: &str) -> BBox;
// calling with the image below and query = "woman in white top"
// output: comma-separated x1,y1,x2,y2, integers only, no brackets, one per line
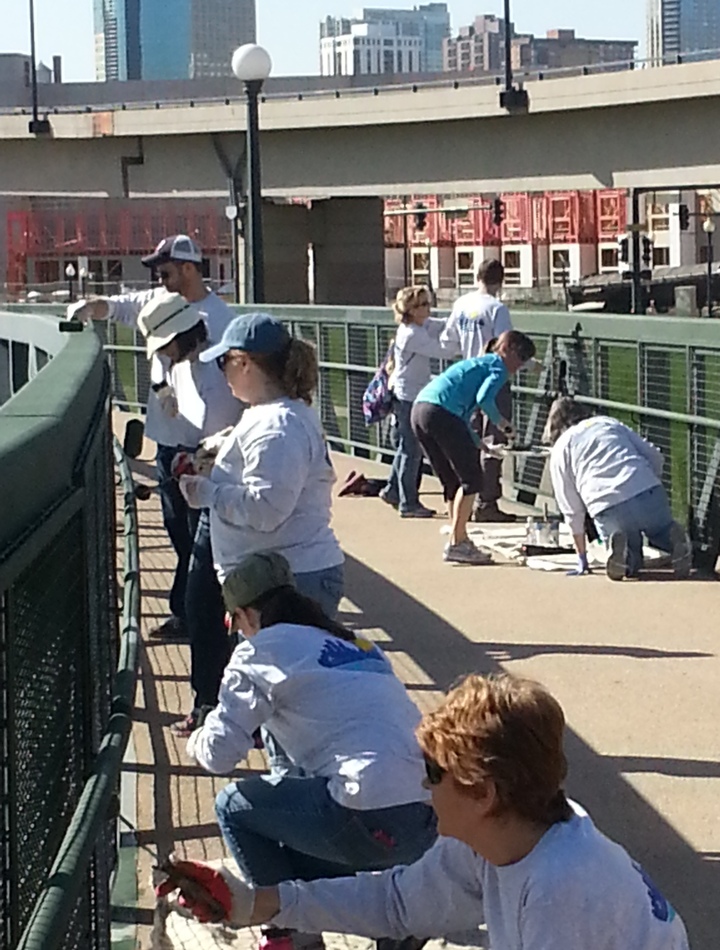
187,552,436,950
179,312,344,617
381,286,449,518
545,397,692,580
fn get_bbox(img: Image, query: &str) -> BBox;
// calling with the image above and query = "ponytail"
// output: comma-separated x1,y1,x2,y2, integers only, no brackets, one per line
248,338,319,405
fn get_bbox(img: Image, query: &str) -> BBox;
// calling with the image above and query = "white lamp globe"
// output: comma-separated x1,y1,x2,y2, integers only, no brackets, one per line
703,217,716,235
232,44,272,83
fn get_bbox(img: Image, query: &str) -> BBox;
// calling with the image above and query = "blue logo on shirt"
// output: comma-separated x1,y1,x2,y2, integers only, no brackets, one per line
632,863,676,923
318,637,391,674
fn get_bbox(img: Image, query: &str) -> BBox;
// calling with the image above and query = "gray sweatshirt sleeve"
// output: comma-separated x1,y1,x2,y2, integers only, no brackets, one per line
105,288,158,327
273,837,485,939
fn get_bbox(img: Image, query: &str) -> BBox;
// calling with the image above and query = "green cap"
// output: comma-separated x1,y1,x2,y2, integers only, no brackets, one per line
222,552,296,612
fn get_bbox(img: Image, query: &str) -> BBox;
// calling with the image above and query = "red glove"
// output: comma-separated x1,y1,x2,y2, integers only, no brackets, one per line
155,859,233,924
171,452,196,479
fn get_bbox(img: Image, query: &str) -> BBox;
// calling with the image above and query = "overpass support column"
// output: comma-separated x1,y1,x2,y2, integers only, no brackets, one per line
240,200,310,304
310,198,385,306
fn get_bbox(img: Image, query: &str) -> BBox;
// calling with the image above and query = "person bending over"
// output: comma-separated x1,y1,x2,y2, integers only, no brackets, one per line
411,330,535,564
163,672,688,950
544,397,692,580
184,551,437,950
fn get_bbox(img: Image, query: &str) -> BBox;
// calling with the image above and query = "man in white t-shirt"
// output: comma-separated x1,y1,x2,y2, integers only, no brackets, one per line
158,672,689,950
67,235,236,650
441,259,516,523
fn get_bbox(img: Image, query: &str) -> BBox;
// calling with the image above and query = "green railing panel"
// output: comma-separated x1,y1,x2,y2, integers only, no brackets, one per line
1,312,140,950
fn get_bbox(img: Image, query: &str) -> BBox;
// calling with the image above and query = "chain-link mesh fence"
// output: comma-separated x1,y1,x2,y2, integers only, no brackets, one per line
0,314,139,950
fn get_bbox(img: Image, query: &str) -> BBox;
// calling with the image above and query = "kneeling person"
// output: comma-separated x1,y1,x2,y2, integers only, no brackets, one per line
545,397,692,580
185,552,437,950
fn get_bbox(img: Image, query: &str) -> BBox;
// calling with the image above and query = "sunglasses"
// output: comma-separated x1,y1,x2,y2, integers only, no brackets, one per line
217,351,243,371
423,755,446,786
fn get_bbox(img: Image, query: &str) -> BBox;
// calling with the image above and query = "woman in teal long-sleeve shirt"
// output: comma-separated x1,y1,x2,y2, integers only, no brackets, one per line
412,330,536,565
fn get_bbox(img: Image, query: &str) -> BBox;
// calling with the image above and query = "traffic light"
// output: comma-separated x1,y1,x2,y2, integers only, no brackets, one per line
413,202,428,231
679,204,690,231
618,236,629,264
642,236,653,267
492,198,506,227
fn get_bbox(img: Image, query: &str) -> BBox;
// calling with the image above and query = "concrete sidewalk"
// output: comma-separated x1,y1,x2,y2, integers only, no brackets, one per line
118,448,719,950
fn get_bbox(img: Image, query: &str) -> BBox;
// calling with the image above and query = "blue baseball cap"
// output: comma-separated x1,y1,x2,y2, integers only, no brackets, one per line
200,312,291,363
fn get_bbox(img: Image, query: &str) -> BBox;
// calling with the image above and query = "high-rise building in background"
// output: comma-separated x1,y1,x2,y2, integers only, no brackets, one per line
95,0,256,82
94,0,141,81
647,0,720,64
444,17,636,75
320,5,450,76
443,15,505,72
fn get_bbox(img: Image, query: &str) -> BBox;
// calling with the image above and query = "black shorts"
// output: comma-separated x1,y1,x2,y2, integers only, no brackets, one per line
411,402,483,501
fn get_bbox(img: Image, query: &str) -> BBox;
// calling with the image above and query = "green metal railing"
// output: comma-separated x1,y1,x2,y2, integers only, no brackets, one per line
0,312,140,950
14,302,719,560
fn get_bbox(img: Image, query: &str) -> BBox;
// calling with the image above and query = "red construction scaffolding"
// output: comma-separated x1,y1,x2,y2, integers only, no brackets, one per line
5,198,230,291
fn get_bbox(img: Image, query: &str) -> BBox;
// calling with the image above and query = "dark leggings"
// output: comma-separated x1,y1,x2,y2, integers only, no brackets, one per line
411,402,483,502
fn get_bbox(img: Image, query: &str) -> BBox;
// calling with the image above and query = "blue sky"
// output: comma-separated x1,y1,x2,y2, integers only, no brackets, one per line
3,1,646,82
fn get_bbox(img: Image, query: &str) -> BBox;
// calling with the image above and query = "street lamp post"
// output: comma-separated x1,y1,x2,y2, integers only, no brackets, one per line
232,44,272,305
65,263,76,302
27,0,50,134
703,217,716,318
78,265,88,298
499,0,529,112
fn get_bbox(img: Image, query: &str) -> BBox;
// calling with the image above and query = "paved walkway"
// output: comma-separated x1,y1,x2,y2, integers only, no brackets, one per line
118,446,719,950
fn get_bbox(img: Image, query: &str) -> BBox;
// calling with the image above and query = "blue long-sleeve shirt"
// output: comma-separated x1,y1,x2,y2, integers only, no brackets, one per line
414,354,509,426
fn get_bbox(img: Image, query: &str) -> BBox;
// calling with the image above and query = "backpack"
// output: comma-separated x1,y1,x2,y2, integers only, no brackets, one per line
362,340,396,426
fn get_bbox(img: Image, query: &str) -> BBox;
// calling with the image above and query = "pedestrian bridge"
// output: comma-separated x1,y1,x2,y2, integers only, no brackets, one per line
1,60,720,197
1,304,719,950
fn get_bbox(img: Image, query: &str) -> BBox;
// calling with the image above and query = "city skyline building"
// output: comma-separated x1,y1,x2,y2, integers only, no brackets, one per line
94,0,141,81
94,0,256,82
648,0,720,64
320,4,450,76
444,15,636,75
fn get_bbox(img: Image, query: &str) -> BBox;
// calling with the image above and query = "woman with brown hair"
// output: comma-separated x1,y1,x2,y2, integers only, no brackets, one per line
380,286,449,518
179,312,344,618
162,673,689,950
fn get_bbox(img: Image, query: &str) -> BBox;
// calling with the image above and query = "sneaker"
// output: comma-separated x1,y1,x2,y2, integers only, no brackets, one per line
669,521,692,579
606,531,629,581
400,505,436,519
148,616,186,640
377,940,428,950
471,502,518,524
169,705,213,737
379,489,400,509
259,930,295,950
444,540,494,564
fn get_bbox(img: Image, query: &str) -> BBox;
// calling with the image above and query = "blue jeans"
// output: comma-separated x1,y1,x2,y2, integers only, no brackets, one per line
156,444,199,622
594,485,675,576
385,399,424,513
215,775,436,885
295,563,345,619
185,511,233,708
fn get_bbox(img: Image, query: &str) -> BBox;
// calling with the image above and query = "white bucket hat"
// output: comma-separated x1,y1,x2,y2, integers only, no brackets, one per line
137,292,204,358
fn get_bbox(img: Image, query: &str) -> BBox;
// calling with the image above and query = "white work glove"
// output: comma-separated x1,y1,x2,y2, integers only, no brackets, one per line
66,300,94,324
155,858,255,927
193,426,234,477
179,474,218,509
154,382,178,418
65,298,113,323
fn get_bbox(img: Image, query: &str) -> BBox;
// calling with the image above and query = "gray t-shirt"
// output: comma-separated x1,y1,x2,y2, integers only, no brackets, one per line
274,805,688,950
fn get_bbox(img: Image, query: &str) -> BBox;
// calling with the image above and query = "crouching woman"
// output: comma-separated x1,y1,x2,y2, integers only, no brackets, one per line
185,552,437,950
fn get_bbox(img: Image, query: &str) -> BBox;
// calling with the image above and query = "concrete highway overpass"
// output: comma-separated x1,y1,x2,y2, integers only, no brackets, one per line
1,60,720,199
